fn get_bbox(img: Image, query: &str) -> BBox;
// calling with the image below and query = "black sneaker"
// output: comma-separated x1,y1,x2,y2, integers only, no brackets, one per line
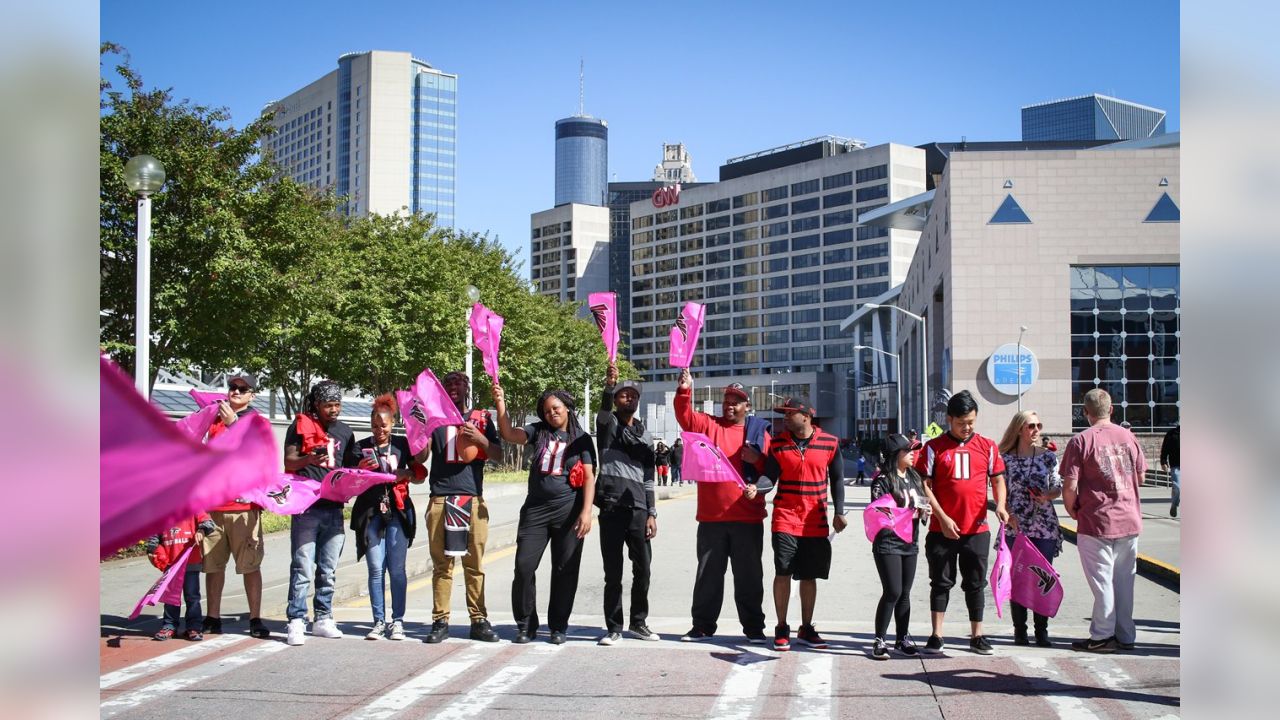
743,629,767,645
249,618,271,639
424,620,449,644
1014,627,1030,646
796,624,828,649
681,627,713,642
1115,638,1135,651
895,636,919,657
970,635,994,655
923,634,945,654
513,629,533,644
201,617,222,635
469,619,499,643
871,637,889,660
628,624,659,641
1034,628,1051,648
1071,637,1117,653
549,630,567,645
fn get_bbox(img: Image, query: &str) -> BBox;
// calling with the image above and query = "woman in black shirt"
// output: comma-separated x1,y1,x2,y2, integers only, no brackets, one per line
493,383,596,644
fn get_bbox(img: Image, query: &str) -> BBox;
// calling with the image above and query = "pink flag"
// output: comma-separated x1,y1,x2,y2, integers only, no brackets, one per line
587,292,620,362
100,357,280,558
319,467,398,503
668,302,706,369
1010,533,1064,618
990,525,1013,618
680,431,746,487
175,404,219,441
470,303,505,380
128,545,195,620
188,388,224,409
862,492,916,544
396,368,464,455
243,473,323,515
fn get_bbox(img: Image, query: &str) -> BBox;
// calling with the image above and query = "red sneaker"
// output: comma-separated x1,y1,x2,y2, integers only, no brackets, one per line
773,624,791,652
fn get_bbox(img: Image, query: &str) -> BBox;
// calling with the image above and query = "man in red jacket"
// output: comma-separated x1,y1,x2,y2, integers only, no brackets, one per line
757,399,847,651
674,369,770,643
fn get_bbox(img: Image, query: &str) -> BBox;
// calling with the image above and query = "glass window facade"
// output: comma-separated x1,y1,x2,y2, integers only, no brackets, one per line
1070,265,1180,432
411,66,458,226
555,117,608,206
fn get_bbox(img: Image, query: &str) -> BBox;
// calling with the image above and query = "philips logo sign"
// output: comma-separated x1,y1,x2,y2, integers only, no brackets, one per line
986,343,1039,396
652,184,681,208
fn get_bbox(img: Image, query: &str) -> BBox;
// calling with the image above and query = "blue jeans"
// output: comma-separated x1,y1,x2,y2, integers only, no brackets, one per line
365,514,409,623
287,505,346,621
1170,467,1180,511
162,568,203,630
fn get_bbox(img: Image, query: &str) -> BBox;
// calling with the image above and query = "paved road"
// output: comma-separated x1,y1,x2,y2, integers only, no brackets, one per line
100,486,1180,719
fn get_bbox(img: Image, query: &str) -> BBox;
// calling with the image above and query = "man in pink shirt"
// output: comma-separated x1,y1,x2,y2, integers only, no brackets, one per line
1060,389,1147,653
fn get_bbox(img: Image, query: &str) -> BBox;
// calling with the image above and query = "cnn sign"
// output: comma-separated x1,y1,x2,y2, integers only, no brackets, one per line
652,184,681,208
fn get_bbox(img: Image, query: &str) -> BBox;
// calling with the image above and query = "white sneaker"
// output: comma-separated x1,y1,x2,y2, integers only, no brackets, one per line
366,620,386,641
388,621,405,641
286,618,307,646
312,617,344,639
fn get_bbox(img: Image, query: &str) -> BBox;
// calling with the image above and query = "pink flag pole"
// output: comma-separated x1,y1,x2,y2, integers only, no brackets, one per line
668,302,706,369
587,292,620,362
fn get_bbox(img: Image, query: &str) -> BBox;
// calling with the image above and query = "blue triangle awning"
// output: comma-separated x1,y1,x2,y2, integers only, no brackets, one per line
989,194,1031,224
1144,192,1180,223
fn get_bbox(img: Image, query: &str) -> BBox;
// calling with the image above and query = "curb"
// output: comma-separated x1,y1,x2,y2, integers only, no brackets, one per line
1055,519,1181,589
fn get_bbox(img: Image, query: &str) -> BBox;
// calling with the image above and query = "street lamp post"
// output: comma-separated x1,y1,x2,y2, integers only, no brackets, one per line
123,155,166,399
1017,325,1028,413
854,345,902,434
864,303,927,434
465,284,480,408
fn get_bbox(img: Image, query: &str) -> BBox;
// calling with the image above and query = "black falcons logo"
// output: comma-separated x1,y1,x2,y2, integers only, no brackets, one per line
1031,565,1057,594
329,471,347,488
590,304,609,334
873,506,894,521
267,484,292,505
674,313,689,342
409,399,427,426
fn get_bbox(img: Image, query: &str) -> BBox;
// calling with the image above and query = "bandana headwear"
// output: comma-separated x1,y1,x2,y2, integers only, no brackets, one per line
309,381,342,410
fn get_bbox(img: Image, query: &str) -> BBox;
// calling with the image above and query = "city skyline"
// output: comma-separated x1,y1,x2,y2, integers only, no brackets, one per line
101,0,1179,279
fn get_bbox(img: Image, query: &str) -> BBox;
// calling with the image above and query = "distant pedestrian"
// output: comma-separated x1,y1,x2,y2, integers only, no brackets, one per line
670,438,684,486
998,410,1062,647
655,441,670,486
1061,389,1146,653
856,452,868,485
1160,424,1179,518
868,433,931,660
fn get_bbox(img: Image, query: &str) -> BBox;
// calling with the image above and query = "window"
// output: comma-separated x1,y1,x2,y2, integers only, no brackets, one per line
707,231,731,247
823,171,852,190
707,266,731,281
791,216,820,233
706,198,731,213
857,242,888,260
680,221,704,236
856,184,889,202
791,197,819,214
792,289,820,305
765,257,788,273
764,348,790,363
791,178,819,195
763,203,789,220
792,253,820,269
792,327,820,342
733,351,760,365
732,297,759,313
681,270,704,285
824,229,853,245
824,248,852,263
858,282,889,298
705,335,732,350
793,271,820,287
793,346,821,361
765,239,789,255
763,221,789,237
680,253,704,269
824,304,854,321
733,333,760,347
824,267,853,283
764,275,789,291
764,312,789,327
707,318,731,332
857,225,889,240
823,190,853,208
856,164,888,183
733,316,760,330
708,249,731,264
705,215,731,231
733,227,759,243
793,234,820,251
732,192,758,208
764,330,791,346
733,263,758,279
763,294,790,308
732,209,759,226
791,308,820,323
680,204,705,219
857,261,889,279
733,279,759,294
824,286,854,302
823,209,854,227
655,209,678,224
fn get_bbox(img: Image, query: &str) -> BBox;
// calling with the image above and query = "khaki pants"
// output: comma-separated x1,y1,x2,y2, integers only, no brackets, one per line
426,496,489,622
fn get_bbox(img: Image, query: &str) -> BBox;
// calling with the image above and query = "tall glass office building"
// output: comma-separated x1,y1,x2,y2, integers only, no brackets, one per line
555,116,608,207
1021,94,1167,142
264,51,457,224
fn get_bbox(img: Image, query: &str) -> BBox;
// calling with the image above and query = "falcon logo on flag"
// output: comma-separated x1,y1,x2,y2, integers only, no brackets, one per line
591,303,609,334
587,292,619,362
408,398,427,426
674,313,689,342
873,506,894,521
1031,565,1057,595
266,484,292,505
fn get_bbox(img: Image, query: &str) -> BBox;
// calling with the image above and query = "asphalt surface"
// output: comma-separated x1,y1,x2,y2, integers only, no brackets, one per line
100,484,1180,719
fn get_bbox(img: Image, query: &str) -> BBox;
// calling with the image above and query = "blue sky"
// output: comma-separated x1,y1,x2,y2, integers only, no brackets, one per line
102,1,1179,275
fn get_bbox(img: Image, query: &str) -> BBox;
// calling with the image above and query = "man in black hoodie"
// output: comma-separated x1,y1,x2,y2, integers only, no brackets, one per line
594,360,658,645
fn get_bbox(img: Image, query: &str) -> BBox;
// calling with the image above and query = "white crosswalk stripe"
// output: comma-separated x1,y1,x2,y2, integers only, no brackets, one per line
99,634,249,689
1015,656,1103,720
100,641,288,718
341,644,504,720
431,644,562,719
792,653,835,719
708,648,771,720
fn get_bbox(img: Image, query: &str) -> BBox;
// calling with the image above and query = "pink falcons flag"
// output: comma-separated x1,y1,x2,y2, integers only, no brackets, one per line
470,302,505,381
100,357,280,558
990,525,1014,618
587,292,620,362
668,301,706,369
243,474,323,515
319,467,398,503
128,545,195,620
680,431,746,487
1010,532,1065,618
188,388,224,409
396,367,465,455
175,403,219,441
862,492,916,544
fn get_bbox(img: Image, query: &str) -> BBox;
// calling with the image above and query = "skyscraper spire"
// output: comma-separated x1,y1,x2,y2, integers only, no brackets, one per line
579,57,585,116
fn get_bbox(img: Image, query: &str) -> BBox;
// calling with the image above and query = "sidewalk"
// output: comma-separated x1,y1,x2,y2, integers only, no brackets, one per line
100,482,698,633
1055,484,1181,585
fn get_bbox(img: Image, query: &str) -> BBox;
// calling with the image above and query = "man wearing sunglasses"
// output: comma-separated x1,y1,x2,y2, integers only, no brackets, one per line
199,374,271,640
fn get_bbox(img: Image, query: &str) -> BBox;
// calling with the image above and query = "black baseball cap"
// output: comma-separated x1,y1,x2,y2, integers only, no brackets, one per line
616,379,643,397
228,373,257,391
882,433,922,459
772,397,816,417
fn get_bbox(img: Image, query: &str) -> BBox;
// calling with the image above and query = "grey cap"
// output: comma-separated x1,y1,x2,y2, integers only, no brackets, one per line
615,379,643,397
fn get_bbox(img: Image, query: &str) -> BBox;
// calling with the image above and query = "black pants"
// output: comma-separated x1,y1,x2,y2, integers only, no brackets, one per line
512,498,583,634
873,552,917,640
162,568,203,630
599,505,651,632
925,531,990,621
1010,535,1059,632
691,522,766,635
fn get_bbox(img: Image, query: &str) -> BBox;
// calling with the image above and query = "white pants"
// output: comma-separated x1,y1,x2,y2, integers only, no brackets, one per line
1076,533,1138,644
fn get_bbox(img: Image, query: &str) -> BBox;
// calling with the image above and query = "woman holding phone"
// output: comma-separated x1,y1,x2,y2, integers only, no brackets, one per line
493,382,596,645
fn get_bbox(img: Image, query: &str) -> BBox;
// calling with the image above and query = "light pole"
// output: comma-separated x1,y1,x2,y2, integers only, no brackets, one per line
864,303,927,433
123,155,166,399
465,284,480,408
1017,325,1028,413
854,345,902,434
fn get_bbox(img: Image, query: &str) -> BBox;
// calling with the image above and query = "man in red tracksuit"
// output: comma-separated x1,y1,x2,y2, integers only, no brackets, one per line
756,399,846,651
674,368,771,643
